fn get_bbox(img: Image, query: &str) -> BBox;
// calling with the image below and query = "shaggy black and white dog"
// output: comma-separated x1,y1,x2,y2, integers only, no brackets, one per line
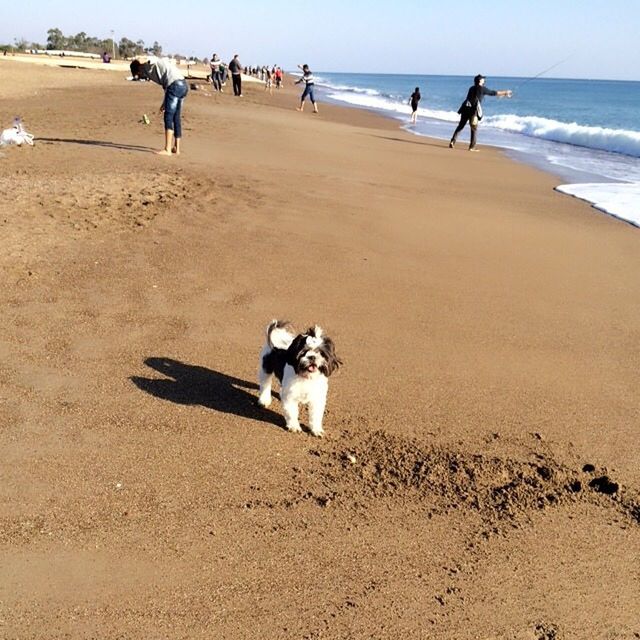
258,320,341,436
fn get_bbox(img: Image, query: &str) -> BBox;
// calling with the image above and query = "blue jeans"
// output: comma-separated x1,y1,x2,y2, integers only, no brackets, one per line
301,83,315,103
164,80,188,138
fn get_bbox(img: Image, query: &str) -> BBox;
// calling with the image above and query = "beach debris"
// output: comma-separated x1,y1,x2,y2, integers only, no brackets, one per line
0,117,35,147
341,451,357,465
141,114,150,125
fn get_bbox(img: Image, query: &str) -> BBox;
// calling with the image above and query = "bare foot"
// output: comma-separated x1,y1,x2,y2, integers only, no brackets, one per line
172,148,181,156
155,149,172,156
296,107,303,112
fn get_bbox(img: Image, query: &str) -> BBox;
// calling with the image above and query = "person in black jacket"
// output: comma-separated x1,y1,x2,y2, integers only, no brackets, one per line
409,87,421,124
449,74,512,150
229,54,243,96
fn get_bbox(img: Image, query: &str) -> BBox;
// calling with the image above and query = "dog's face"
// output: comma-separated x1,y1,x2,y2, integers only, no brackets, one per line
286,326,341,378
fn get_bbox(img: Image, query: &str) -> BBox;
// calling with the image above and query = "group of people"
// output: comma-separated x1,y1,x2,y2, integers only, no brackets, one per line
263,66,284,93
208,55,284,96
206,54,245,96
130,52,512,157
409,74,513,151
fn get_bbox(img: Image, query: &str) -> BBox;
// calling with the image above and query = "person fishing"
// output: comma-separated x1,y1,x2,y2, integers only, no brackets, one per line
449,74,512,151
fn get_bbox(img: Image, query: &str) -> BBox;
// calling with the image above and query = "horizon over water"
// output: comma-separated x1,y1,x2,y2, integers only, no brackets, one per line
307,71,640,227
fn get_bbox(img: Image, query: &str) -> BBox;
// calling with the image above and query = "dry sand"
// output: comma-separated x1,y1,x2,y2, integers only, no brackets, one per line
0,58,639,639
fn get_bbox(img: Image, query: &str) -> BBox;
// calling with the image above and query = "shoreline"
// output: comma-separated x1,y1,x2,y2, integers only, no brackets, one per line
309,71,640,227
1,60,639,639
8,55,637,230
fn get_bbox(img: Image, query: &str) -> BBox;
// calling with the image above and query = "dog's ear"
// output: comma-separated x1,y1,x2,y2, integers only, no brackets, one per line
285,334,307,368
319,337,342,377
305,325,323,338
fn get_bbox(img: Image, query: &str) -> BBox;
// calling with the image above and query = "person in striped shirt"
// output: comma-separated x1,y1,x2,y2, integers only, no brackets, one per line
296,64,318,114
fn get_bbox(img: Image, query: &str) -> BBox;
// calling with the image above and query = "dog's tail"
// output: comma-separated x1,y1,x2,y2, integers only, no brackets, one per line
266,319,295,351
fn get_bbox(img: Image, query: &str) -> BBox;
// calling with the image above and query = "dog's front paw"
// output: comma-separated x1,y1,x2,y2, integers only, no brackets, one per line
257,395,272,408
286,422,303,433
309,426,325,438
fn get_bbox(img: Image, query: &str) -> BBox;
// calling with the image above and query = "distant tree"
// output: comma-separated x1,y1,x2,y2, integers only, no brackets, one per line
118,37,136,58
118,37,146,58
40,28,159,57
70,32,87,51
86,36,103,53
46,28,65,50
14,37,30,51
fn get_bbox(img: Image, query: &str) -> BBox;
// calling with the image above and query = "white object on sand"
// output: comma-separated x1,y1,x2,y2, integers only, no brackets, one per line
0,121,35,147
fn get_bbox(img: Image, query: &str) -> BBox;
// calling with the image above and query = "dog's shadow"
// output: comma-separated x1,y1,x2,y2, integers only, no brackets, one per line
130,357,285,429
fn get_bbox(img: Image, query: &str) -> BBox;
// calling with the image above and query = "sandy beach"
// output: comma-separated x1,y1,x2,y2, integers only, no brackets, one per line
1,58,639,639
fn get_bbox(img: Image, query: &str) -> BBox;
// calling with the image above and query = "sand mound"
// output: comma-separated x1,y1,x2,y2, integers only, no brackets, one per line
297,430,640,532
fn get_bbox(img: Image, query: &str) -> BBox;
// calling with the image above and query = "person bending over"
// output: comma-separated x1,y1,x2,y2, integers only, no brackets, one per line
131,58,188,156
449,74,511,151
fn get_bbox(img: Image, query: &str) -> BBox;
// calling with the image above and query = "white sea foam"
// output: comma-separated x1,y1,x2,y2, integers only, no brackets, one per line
326,89,640,158
326,91,409,114
325,91,457,121
486,115,640,158
321,83,381,96
556,182,640,227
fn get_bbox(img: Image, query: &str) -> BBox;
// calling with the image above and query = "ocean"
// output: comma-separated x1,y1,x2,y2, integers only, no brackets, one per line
308,72,640,227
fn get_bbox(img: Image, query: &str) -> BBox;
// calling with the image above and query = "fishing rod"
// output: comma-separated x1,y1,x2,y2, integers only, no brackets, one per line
514,53,576,91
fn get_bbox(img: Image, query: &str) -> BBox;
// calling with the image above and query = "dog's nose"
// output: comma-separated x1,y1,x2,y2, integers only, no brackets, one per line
308,354,316,361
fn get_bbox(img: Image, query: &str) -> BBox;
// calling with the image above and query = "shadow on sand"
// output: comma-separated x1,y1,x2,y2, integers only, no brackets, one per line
130,357,285,430
38,137,155,153
368,134,446,149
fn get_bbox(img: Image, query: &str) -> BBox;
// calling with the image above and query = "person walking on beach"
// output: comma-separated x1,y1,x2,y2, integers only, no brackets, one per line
296,64,318,113
210,53,223,92
449,74,512,151
229,54,243,96
264,66,273,94
409,86,421,124
130,58,188,156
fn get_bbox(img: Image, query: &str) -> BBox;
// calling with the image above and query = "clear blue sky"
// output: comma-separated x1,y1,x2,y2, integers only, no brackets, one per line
3,0,638,80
